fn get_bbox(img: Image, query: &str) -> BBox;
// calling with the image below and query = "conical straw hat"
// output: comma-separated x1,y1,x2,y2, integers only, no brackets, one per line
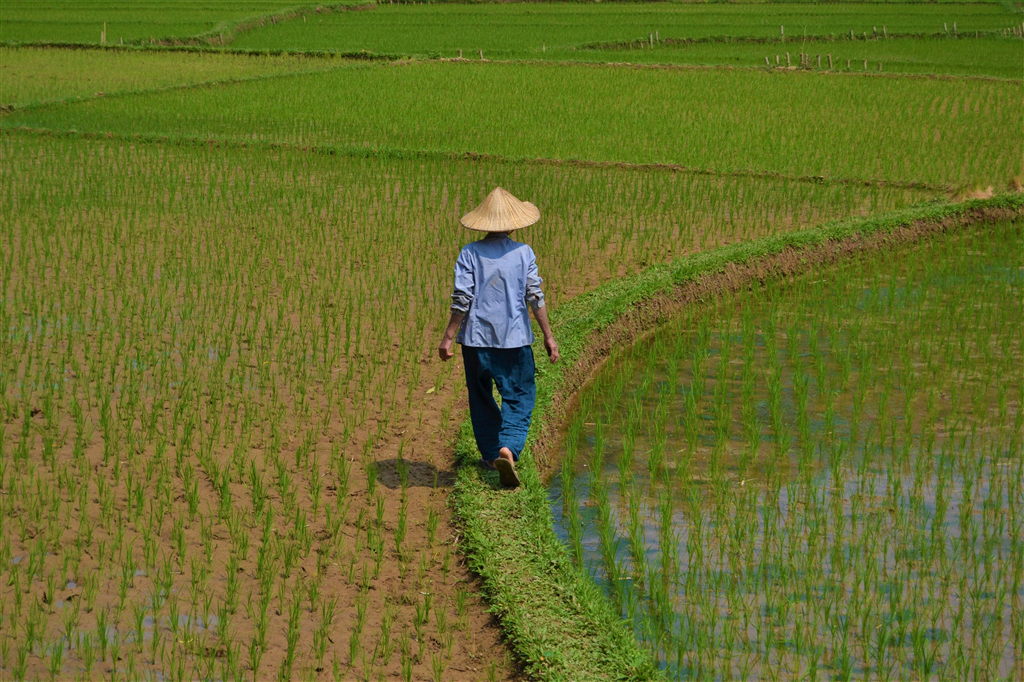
460,187,540,232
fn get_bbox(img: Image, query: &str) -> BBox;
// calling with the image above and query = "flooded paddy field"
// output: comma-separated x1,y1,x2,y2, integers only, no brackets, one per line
551,221,1023,680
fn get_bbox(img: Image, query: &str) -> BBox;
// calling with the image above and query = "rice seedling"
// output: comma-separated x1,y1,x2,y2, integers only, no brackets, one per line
232,1,1019,72
0,0,305,45
5,60,1018,188
552,220,1023,679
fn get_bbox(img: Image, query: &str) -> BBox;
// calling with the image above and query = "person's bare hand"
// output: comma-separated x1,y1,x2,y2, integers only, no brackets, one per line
438,336,455,362
544,336,560,364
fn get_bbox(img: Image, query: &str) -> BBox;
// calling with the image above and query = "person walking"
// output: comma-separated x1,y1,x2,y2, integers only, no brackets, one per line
437,187,559,488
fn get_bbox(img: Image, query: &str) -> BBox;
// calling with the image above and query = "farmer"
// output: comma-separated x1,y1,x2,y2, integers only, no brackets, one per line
437,187,559,488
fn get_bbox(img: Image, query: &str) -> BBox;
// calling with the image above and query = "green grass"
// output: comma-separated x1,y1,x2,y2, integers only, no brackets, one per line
451,192,1024,682
0,46,345,108
5,61,1019,188
232,2,1020,56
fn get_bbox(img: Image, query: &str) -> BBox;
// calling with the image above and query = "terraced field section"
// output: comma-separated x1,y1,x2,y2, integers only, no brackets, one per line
0,0,313,44
551,220,1023,680
231,3,1023,77
0,47,343,108
4,61,1020,189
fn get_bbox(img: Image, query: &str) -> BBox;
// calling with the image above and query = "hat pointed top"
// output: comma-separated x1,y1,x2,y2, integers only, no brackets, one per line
460,187,540,233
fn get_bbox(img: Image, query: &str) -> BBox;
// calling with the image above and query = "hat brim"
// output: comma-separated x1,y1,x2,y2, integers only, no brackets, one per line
459,188,540,232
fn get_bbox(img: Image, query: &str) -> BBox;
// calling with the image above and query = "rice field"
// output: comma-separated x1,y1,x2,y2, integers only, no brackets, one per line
231,2,1019,57
570,37,1023,79
1,1,1020,679
0,127,928,679
551,220,1023,680
0,48,343,109
4,61,1020,189
0,0,304,45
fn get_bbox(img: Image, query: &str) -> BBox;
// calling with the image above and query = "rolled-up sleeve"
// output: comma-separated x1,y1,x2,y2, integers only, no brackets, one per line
525,248,545,310
451,248,474,314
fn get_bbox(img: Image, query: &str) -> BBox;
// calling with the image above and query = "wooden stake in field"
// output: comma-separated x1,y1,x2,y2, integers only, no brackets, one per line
817,54,821,68
780,25,784,39
101,22,106,45
863,59,868,70
458,49,462,58
827,54,833,69
786,52,790,66
847,58,851,69
479,49,483,59
765,56,770,67
878,62,882,72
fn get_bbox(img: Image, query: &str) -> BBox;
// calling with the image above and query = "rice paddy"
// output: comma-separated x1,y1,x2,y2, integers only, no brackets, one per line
5,61,1020,189
1,0,1021,680
551,220,1023,680
570,37,1023,79
229,3,1019,55
0,0,305,45
0,48,342,109
0,128,927,679
228,2,1019,75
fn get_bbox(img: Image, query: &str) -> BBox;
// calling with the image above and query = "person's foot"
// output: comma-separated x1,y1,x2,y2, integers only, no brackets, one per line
495,447,520,488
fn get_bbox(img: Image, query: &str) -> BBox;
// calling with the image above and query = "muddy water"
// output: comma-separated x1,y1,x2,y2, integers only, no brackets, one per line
549,222,1023,680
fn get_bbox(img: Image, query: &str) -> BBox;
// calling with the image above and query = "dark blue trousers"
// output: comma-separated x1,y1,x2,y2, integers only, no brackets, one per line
462,345,536,462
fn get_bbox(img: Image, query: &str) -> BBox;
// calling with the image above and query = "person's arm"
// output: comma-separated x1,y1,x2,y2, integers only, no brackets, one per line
525,248,559,363
438,312,465,362
532,305,559,364
440,249,473,361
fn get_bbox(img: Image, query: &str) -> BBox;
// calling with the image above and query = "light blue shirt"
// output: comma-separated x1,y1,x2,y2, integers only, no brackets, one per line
451,234,545,348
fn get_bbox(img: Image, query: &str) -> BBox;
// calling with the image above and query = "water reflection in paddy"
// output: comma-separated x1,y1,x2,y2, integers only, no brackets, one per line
549,222,1023,680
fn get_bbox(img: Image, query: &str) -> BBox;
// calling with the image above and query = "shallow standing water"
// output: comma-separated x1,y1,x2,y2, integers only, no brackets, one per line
549,222,1023,681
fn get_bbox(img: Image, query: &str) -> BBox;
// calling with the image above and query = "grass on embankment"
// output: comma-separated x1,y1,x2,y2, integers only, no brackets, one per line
449,192,1024,682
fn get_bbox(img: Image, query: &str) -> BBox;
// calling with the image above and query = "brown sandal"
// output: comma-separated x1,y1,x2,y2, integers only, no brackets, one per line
494,458,520,488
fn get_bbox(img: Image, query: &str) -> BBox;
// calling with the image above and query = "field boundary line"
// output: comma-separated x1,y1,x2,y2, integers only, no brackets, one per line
3,42,1019,84
0,41,401,62
579,27,1020,51
0,126,954,196
0,60,382,113
438,55,1023,83
0,2,379,49
449,193,1023,681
